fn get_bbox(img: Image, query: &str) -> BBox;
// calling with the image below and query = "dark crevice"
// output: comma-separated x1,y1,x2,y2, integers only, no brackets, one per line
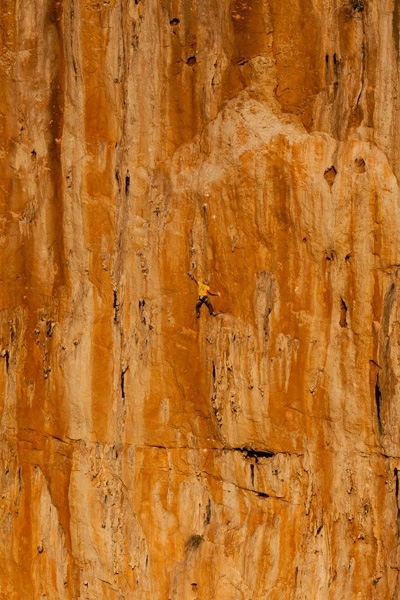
204,499,211,525
333,56,340,80
169,17,180,25
324,165,337,187
121,366,128,400
139,299,146,324
395,468,400,535
263,307,272,340
375,374,383,434
355,157,366,173
316,524,323,535
115,170,121,192
186,56,196,66
212,361,216,384
350,0,364,12
234,447,276,462
325,249,336,261
113,290,119,323
125,173,130,196
370,359,381,369
394,0,400,60
340,297,348,328
3,350,9,371
46,320,55,337
256,491,269,498
250,463,255,487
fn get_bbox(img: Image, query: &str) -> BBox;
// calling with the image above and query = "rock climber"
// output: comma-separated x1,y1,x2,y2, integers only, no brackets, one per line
188,272,221,318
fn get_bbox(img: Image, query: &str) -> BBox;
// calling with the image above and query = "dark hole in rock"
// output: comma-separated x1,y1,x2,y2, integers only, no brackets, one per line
324,166,337,187
232,55,248,66
350,0,364,12
324,250,336,261
339,297,348,328
375,374,382,433
354,157,366,173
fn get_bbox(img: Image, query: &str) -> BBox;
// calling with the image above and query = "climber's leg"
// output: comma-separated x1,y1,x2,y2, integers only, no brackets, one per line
195,297,205,318
204,297,215,316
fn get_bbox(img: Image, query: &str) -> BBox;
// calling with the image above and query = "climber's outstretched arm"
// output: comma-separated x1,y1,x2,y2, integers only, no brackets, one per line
188,272,198,284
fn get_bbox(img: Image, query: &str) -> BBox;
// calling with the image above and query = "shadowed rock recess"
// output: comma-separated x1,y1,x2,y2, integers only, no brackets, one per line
3,0,400,598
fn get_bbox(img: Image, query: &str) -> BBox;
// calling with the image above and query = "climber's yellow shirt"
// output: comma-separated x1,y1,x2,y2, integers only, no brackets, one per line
198,282,210,296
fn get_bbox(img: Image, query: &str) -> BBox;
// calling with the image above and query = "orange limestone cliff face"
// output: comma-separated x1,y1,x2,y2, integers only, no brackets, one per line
2,0,400,598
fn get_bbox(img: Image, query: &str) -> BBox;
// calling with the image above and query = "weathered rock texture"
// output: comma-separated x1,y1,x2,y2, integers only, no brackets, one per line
2,0,400,598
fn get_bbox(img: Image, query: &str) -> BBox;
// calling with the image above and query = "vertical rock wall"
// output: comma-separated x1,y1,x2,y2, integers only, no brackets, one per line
2,0,400,598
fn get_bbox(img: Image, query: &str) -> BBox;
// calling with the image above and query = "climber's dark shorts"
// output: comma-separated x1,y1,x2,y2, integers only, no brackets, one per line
196,295,214,317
